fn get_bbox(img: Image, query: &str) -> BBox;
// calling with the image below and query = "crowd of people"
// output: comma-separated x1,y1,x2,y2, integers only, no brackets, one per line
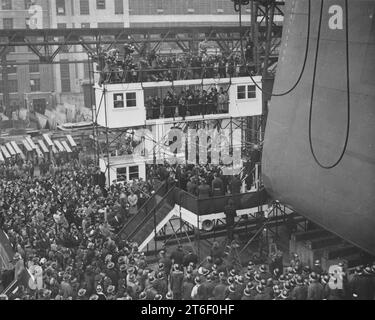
145,86,229,120
96,39,255,86
0,154,374,300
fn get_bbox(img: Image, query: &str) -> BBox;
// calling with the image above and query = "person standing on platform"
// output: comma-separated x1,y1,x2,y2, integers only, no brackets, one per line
127,191,138,216
224,199,236,242
212,173,224,196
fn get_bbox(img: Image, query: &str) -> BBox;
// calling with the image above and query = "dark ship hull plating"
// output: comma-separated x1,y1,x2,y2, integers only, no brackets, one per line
262,0,375,255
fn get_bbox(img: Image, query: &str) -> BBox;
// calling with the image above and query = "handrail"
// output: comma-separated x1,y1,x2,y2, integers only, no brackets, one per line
100,63,254,84
127,186,177,240
117,181,167,238
1,279,17,296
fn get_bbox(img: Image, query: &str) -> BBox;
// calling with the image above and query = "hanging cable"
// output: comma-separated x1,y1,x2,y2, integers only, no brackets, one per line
308,0,351,169
239,0,311,97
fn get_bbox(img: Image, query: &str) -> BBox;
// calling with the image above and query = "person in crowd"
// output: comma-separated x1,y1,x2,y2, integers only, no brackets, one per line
1,154,374,301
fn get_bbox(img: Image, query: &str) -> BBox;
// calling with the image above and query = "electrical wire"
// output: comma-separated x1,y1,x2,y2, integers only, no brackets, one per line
239,0,312,97
308,0,351,169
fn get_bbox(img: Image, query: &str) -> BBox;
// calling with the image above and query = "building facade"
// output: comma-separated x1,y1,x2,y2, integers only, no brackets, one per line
128,0,250,27
1,0,248,128
49,0,130,117
0,0,54,127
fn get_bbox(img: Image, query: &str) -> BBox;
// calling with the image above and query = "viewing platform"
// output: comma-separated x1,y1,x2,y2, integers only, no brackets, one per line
94,75,262,129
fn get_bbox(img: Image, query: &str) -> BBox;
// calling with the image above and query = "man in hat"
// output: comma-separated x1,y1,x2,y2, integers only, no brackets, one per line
154,272,168,297
259,264,272,281
201,256,214,271
312,260,323,276
158,249,172,276
170,245,184,266
226,284,237,300
191,276,206,300
291,275,308,300
181,274,194,300
170,264,184,300
254,284,269,300
349,266,373,300
307,272,324,300
233,275,246,300
212,275,228,300
183,249,198,268
60,273,73,299
144,276,158,300
186,177,198,196
106,285,116,300
96,285,107,300
197,179,211,199
211,173,224,196
106,262,119,286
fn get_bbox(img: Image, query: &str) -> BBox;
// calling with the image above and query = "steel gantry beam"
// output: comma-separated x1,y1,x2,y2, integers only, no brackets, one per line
0,25,282,62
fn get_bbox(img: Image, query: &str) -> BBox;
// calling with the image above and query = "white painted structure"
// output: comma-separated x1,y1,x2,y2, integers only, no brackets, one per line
99,155,147,186
95,76,263,129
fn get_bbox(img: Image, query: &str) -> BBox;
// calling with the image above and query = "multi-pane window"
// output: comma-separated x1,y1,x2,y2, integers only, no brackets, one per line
126,92,137,107
237,85,256,100
60,61,71,92
117,167,127,182
3,18,13,29
57,23,67,29
237,85,246,100
2,0,12,10
25,0,33,9
129,166,139,181
56,0,66,15
8,80,18,93
97,0,105,9
113,93,124,109
247,85,256,99
80,0,90,15
83,62,90,79
97,22,123,28
115,0,124,14
29,61,40,73
113,92,137,108
156,0,163,12
30,79,40,92
7,65,17,74
81,23,90,28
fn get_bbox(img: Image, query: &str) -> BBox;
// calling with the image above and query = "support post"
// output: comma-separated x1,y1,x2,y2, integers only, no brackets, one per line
103,84,111,186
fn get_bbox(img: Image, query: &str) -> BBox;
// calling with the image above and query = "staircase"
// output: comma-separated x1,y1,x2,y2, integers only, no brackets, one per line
118,184,177,250
118,181,170,241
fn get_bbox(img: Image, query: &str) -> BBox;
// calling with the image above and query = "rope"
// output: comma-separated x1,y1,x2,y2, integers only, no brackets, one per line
239,0,312,97
308,0,351,169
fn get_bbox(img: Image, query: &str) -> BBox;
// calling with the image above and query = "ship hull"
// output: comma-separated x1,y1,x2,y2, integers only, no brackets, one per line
262,0,375,254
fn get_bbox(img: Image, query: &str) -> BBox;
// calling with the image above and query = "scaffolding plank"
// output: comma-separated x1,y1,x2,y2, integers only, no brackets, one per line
22,139,33,152
0,146,11,158
61,141,72,153
5,143,16,156
66,135,77,147
38,140,49,153
43,134,54,148
54,140,65,152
